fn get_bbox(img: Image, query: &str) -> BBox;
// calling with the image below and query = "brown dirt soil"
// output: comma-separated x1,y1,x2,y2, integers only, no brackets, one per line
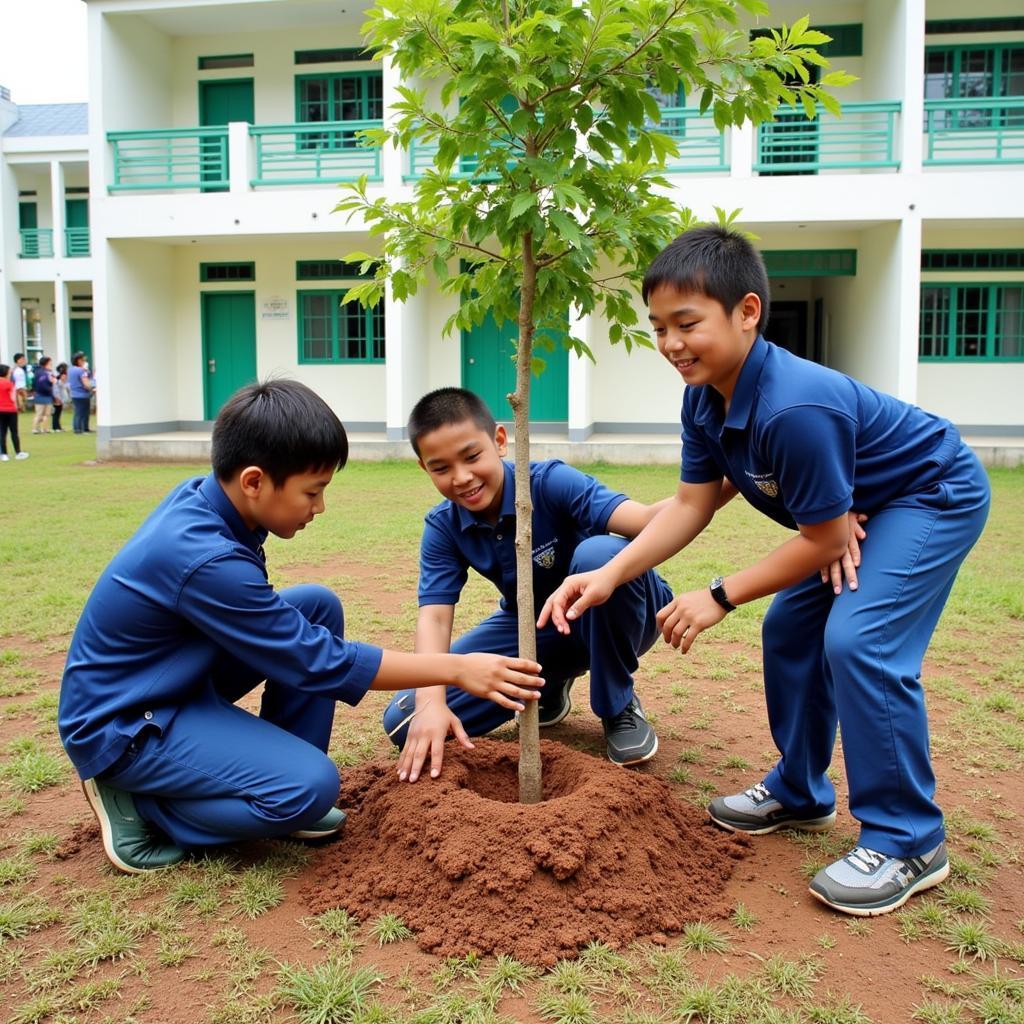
301,738,750,965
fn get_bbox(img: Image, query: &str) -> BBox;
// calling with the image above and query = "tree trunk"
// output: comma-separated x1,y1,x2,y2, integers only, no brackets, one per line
512,230,542,805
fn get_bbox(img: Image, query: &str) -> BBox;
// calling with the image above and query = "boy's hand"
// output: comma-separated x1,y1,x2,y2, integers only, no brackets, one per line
656,589,728,654
397,703,473,783
537,569,616,634
455,654,543,710
820,512,868,594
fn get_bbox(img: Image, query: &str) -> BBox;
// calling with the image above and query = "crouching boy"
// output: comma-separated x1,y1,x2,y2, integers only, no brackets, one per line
58,380,540,874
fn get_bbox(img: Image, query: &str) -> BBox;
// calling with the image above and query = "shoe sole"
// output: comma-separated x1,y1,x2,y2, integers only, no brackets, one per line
708,809,837,836
808,858,950,917
608,734,659,767
291,823,346,840
539,693,572,728
82,779,152,875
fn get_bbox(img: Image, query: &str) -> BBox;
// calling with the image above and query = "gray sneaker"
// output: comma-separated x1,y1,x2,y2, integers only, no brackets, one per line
602,696,658,766
538,675,576,728
708,782,836,835
809,842,949,917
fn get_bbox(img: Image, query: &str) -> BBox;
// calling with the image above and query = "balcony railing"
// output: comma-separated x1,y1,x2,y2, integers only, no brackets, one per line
653,107,729,172
250,120,383,185
65,226,90,257
924,96,1024,165
19,229,54,258
108,127,229,191
755,101,901,173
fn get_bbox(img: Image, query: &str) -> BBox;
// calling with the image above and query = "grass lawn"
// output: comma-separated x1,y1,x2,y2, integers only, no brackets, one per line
1,416,1023,1024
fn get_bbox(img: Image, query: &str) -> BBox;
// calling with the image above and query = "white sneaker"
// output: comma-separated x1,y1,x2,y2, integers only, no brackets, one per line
15,452,29,460
0,454,8,462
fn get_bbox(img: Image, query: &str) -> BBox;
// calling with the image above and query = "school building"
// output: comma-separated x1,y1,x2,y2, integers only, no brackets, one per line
1,0,1022,464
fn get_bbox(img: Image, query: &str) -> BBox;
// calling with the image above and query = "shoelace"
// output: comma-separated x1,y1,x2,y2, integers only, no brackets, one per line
607,701,641,730
847,847,887,873
744,782,772,806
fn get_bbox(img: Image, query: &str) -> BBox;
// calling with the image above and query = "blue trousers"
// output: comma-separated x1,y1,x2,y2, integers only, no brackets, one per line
99,584,343,848
761,444,990,858
383,535,673,746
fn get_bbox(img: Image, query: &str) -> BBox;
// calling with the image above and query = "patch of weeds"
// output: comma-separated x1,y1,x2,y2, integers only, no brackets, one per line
307,908,359,939
0,795,26,818
910,1000,967,1023
167,874,223,917
577,941,632,979
20,833,59,858
157,929,197,967
0,853,35,886
804,990,874,1023
67,893,141,966
483,955,538,997
945,919,1003,961
669,980,732,1022
212,926,273,994
535,988,598,1024
730,902,757,930
1,737,67,792
432,952,483,989
275,961,382,1024
545,959,592,997
722,756,750,770
369,912,412,946
679,920,730,955
643,948,693,993
816,933,837,950
231,866,286,919
0,893,59,939
844,918,873,938
10,994,61,1024
945,810,998,844
667,766,691,785
918,975,962,998
939,886,992,917
70,977,123,1012
761,954,822,999
24,949,79,991
207,994,277,1024
947,853,991,888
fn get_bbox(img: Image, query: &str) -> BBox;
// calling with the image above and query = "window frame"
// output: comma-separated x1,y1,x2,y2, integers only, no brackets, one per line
918,281,1024,361
297,287,385,365
924,42,1024,101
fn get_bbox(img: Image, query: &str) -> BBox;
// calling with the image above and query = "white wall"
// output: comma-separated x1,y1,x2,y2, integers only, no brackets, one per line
918,363,1024,428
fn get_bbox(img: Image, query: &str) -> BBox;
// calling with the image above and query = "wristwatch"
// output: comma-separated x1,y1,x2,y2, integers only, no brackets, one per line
709,576,736,612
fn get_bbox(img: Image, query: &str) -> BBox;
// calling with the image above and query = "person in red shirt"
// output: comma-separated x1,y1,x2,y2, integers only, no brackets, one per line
0,363,30,461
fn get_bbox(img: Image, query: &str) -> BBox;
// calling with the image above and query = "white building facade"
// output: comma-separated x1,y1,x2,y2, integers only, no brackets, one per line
63,0,1024,459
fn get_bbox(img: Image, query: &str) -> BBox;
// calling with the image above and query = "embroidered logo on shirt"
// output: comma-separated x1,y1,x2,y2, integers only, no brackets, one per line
532,539,557,569
746,470,780,498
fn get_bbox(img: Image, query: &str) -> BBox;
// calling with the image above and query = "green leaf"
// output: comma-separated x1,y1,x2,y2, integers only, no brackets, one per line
450,21,502,42
800,92,817,120
509,192,537,219
548,209,583,249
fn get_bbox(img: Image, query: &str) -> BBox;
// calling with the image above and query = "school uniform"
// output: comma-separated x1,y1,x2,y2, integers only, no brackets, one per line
382,460,673,743
58,473,383,848
682,336,990,859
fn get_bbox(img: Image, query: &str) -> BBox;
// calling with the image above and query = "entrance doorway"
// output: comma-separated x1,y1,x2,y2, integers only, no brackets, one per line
70,317,93,363
201,292,257,420
199,79,254,191
767,301,810,360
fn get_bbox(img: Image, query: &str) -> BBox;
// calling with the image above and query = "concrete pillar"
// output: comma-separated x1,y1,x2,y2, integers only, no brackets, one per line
384,280,406,440
53,279,70,364
567,310,592,441
899,0,925,175
730,123,755,179
50,160,66,258
228,121,250,194
381,55,404,194
894,214,922,404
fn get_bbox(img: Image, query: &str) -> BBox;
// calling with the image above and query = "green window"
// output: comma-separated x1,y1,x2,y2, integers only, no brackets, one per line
925,43,1024,128
298,289,384,363
919,283,1024,360
295,71,383,151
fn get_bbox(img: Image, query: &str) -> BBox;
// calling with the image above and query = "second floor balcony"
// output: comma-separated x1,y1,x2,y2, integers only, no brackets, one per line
19,229,55,259
924,96,1024,165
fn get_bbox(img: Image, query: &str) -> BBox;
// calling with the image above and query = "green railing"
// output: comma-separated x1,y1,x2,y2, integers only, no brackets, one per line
924,96,1024,165
653,107,728,172
250,120,383,185
65,226,90,257
108,127,229,191
755,101,901,173
19,229,54,258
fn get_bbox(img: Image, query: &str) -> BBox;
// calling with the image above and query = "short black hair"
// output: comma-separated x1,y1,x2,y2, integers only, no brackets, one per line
0,364,8,378
38,356,52,368
642,225,770,335
407,387,497,457
211,379,349,486
71,351,87,366
13,353,24,363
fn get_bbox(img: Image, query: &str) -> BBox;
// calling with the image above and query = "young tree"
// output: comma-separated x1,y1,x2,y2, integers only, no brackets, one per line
340,0,848,803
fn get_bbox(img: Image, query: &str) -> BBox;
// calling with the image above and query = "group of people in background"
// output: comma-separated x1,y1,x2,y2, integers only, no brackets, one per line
0,350,95,461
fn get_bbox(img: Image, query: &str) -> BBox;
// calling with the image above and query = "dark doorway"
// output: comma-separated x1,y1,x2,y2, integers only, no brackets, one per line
767,301,809,360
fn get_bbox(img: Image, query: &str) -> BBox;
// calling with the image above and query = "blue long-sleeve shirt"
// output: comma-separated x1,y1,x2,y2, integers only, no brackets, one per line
58,473,383,779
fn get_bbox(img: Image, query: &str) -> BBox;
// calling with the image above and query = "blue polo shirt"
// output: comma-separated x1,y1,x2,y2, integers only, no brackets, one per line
58,473,383,779
681,337,961,529
418,460,628,613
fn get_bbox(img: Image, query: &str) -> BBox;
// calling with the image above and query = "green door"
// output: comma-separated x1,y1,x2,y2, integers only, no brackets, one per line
19,202,37,229
69,318,93,363
202,292,257,419
65,199,89,256
199,79,254,191
462,313,569,422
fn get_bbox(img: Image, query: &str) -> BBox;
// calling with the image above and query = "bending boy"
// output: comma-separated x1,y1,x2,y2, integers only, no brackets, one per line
381,387,672,779
541,227,990,917
58,380,540,874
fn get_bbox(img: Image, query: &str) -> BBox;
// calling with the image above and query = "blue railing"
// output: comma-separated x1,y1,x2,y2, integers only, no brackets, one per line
250,120,383,185
108,127,229,191
924,96,1024,165
19,229,54,258
652,107,729,172
65,226,90,257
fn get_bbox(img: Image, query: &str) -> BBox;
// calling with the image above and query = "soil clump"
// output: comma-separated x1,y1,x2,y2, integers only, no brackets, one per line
302,738,750,966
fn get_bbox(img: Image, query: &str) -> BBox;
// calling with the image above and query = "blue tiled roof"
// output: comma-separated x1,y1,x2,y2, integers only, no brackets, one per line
5,103,88,137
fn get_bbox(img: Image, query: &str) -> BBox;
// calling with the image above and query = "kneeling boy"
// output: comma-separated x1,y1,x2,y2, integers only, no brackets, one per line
58,380,540,874
382,387,672,780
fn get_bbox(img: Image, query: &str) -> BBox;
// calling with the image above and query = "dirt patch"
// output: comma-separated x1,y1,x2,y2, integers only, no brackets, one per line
302,738,750,966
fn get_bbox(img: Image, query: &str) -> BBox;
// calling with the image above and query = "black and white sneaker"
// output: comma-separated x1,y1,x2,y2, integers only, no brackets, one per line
708,782,836,835
809,842,949,917
538,675,576,728
602,696,658,766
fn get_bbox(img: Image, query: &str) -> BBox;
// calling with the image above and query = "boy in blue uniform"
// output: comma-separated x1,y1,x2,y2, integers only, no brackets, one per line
540,227,990,917
381,387,673,779
58,380,541,874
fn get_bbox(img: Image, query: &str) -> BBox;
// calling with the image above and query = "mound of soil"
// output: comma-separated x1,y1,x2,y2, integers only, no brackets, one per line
302,739,750,966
